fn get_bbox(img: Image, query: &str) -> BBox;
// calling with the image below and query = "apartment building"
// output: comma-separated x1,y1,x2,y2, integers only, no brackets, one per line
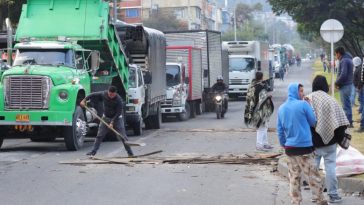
142,0,221,30
119,0,143,24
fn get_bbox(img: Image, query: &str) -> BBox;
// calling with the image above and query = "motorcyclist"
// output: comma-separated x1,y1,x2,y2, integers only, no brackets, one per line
212,75,228,111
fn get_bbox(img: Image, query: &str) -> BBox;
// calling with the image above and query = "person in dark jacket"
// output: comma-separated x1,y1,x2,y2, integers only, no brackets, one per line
307,75,349,203
211,75,228,110
80,86,134,157
334,47,354,127
353,56,364,132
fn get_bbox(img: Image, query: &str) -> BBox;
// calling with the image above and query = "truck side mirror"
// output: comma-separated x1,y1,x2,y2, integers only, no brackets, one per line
257,61,261,71
185,77,189,84
90,51,100,72
143,71,152,84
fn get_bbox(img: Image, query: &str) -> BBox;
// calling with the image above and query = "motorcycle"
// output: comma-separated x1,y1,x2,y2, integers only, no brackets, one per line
214,92,227,119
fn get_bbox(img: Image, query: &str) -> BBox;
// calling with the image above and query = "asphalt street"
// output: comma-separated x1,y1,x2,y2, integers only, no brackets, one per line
0,61,363,205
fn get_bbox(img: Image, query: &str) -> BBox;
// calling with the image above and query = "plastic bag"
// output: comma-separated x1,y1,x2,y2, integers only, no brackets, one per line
336,146,364,177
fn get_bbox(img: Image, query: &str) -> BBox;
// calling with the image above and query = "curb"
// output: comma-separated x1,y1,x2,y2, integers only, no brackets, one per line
277,157,364,193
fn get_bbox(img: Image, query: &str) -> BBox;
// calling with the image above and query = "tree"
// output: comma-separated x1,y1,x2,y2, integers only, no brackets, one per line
143,12,188,32
267,0,364,56
0,0,26,30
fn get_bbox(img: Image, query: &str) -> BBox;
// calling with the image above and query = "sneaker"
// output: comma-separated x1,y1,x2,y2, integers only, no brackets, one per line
263,144,274,149
329,195,342,203
256,145,269,152
355,128,364,133
86,150,96,156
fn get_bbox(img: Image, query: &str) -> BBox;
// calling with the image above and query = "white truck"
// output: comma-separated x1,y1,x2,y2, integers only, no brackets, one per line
222,41,273,98
164,30,224,112
162,46,203,121
116,23,166,135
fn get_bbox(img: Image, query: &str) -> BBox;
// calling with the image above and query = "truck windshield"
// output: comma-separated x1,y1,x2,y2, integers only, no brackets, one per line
13,49,74,67
229,58,255,72
128,67,137,88
166,65,181,87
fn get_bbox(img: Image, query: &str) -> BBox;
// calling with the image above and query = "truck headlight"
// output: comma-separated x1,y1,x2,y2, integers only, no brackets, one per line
173,100,181,106
58,91,68,100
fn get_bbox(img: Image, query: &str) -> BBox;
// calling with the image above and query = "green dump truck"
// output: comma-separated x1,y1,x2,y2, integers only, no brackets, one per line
0,0,129,150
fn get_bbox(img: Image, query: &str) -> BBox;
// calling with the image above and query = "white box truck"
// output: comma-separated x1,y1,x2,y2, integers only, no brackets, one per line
162,46,203,120
222,41,273,98
165,30,224,112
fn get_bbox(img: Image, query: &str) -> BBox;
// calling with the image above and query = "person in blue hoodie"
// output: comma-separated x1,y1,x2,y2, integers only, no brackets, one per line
334,46,354,127
277,83,327,205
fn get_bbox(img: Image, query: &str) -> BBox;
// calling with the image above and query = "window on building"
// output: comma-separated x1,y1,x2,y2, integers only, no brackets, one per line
196,8,201,19
174,8,185,19
126,8,139,18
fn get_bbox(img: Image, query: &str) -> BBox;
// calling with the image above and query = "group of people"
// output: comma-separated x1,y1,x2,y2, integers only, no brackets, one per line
335,47,364,132
244,46,362,205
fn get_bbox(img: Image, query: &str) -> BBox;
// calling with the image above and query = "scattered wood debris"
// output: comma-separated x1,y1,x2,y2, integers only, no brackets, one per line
59,151,282,166
162,128,277,133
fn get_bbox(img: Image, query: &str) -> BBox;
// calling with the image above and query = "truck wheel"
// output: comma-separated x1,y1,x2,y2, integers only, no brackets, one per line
132,118,143,136
190,102,196,118
152,106,161,129
0,127,7,149
196,102,202,115
63,106,86,151
144,117,153,130
178,103,190,121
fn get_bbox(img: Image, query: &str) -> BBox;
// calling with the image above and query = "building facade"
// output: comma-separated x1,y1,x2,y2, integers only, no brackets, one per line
119,0,143,25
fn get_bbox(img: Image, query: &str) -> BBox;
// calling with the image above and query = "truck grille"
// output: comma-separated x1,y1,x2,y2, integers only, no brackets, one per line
4,76,52,110
229,79,250,85
161,99,172,107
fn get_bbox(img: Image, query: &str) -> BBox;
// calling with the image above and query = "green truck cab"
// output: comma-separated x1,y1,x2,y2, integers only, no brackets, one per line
0,0,129,151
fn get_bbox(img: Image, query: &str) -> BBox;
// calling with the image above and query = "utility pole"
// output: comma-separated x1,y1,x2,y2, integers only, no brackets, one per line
188,0,191,30
234,7,237,41
113,0,117,23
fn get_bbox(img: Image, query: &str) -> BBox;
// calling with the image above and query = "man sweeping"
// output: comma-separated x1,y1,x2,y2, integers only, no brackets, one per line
80,86,134,157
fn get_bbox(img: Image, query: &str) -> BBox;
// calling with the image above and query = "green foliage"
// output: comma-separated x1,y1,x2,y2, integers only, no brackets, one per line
0,0,26,30
267,0,364,56
143,12,188,32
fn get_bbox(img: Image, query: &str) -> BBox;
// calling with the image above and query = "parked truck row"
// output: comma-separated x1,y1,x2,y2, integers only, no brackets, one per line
0,0,281,151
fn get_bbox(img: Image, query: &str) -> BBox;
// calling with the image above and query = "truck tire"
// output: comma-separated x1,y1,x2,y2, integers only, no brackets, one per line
190,102,196,118
132,118,143,136
152,106,161,129
63,106,86,151
196,102,202,115
0,127,7,149
178,103,190,121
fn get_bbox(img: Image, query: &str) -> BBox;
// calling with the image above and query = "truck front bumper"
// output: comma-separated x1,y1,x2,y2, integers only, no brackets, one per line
0,110,73,126
161,106,184,114
228,85,249,96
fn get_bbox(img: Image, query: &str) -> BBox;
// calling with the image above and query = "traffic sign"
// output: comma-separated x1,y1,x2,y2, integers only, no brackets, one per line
320,19,344,43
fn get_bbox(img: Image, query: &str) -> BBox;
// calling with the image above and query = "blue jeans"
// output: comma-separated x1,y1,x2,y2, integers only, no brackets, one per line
359,88,364,128
339,84,353,124
351,84,356,106
314,144,338,196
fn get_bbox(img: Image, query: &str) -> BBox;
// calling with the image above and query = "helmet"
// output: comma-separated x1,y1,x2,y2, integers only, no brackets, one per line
353,57,362,67
217,75,223,81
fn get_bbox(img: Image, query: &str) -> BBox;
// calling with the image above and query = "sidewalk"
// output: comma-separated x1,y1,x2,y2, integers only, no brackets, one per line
278,156,364,193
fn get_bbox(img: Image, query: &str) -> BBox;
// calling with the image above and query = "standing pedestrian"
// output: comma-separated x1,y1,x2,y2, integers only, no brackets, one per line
277,83,327,205
353,57,364,132
334,47,354,127
279,65,285,81
244,72,274,151
307,75,349,203
80,86,134,157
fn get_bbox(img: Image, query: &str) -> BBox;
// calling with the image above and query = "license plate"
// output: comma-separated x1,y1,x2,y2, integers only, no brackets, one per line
16,114,30,122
